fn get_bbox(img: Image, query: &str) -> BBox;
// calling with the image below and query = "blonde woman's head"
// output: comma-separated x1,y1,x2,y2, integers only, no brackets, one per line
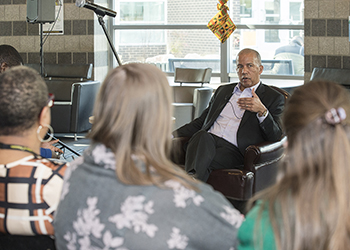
91,63,172,153
265,80,350,250
283,80,350,148
282,80,350,178
90,63,193,186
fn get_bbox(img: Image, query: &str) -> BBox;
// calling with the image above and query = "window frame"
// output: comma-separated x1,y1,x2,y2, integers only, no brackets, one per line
110,0,304,82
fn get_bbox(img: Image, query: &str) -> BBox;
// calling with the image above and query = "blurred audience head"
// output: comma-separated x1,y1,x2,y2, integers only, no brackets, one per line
0,44,23,73
0,66,49,136
283,80,350,159
263,80,350,250
90,63,189,186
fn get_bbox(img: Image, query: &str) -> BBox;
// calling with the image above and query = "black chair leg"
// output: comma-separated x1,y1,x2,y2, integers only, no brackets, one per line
227,198,248,215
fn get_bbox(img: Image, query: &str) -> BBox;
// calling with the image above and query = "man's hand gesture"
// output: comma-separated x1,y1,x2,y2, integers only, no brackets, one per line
237,89,267,116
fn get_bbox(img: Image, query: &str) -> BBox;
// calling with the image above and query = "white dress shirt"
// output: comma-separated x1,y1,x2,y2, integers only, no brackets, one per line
208,82,268,147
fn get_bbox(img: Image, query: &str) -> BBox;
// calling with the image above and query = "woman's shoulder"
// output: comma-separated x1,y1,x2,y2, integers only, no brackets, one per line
55,177,244,250
2,155,67,173
28,157,68,179
0,156,67,235
151,179,244,231
238,201,276,250
37,157,68,169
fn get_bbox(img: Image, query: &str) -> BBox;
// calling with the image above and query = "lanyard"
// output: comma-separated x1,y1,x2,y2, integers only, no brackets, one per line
0,142,40,158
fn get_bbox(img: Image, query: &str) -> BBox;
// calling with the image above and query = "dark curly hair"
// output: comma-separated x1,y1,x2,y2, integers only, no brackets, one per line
0,44,23,69
0,66,48,135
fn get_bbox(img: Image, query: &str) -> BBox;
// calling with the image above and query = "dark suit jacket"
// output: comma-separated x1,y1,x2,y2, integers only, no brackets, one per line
173,82,285,155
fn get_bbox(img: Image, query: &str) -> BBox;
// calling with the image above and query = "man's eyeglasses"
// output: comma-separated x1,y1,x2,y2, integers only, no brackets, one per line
47,93,55,108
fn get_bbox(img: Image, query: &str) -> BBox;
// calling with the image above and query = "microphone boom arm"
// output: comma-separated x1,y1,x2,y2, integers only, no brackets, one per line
82,1,116,17
97,15,122,66
78,1,122,66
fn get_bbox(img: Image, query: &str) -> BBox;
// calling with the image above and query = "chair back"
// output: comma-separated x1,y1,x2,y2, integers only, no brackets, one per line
269,85,290,103
174,68,212,86
26,63,93,80
172,86,213,129
310,67,350,90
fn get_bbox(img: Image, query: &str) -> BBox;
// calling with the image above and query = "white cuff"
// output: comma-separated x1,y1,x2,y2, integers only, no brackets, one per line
257,110,269,123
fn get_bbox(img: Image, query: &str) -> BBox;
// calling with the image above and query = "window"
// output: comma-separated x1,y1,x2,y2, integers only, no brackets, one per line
117,1,166,45
120,2,165,22
240,0,252,18
112,0,304,79
265,0,280,23
230,0,304,76
289,2,302,22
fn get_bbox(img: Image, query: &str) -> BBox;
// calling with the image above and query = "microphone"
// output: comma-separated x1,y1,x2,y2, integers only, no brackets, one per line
75,0,116,18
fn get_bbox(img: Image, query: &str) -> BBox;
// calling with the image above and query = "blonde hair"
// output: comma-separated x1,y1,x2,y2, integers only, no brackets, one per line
254,80,350,250
89,63,196,188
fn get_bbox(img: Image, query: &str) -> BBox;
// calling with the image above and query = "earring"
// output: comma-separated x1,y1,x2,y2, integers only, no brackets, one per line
37,124,54,143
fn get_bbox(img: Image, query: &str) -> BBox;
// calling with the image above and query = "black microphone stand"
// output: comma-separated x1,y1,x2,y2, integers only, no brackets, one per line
84,3,122,66
39,23,45,76
97,14,122,66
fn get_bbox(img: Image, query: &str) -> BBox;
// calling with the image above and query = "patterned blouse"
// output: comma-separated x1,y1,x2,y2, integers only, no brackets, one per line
54,143,244,250
0,156,67,235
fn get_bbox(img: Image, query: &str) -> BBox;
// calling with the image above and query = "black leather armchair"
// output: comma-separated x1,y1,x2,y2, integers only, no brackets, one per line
310,67,350,89
171,86,289,213
27,63,101,139
171,136,285,196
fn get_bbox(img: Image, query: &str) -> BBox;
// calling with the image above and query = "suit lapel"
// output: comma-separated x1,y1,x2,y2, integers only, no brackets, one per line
212,94,232,120
204,84,235,130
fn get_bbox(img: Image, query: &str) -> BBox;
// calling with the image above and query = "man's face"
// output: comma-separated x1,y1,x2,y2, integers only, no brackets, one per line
236,51,263,90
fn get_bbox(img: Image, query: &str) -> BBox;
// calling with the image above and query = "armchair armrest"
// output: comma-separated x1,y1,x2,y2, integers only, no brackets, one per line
244,137,286,172
207,169,254,200
207,136,286,200
170,135,286,201
70,81,101,133
244,136,286,193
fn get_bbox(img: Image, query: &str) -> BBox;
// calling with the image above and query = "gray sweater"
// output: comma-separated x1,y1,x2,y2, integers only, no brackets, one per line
54,143,243,250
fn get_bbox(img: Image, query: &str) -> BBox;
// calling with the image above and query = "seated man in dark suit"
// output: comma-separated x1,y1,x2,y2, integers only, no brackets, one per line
173,48,285,182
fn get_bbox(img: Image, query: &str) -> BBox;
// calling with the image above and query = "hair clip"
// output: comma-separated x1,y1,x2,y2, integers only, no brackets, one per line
324,107,346,125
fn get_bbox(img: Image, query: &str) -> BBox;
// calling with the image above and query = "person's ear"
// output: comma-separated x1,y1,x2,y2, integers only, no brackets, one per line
0,62,9,73
259,65,264,75
39,106,51,127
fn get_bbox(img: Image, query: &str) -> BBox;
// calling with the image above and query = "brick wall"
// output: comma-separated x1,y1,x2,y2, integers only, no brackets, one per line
304,0,350,81
0,0,98,77
119,45,167,62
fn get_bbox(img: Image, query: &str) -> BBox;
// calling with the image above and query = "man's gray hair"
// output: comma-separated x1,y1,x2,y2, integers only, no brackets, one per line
237,48,262,66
